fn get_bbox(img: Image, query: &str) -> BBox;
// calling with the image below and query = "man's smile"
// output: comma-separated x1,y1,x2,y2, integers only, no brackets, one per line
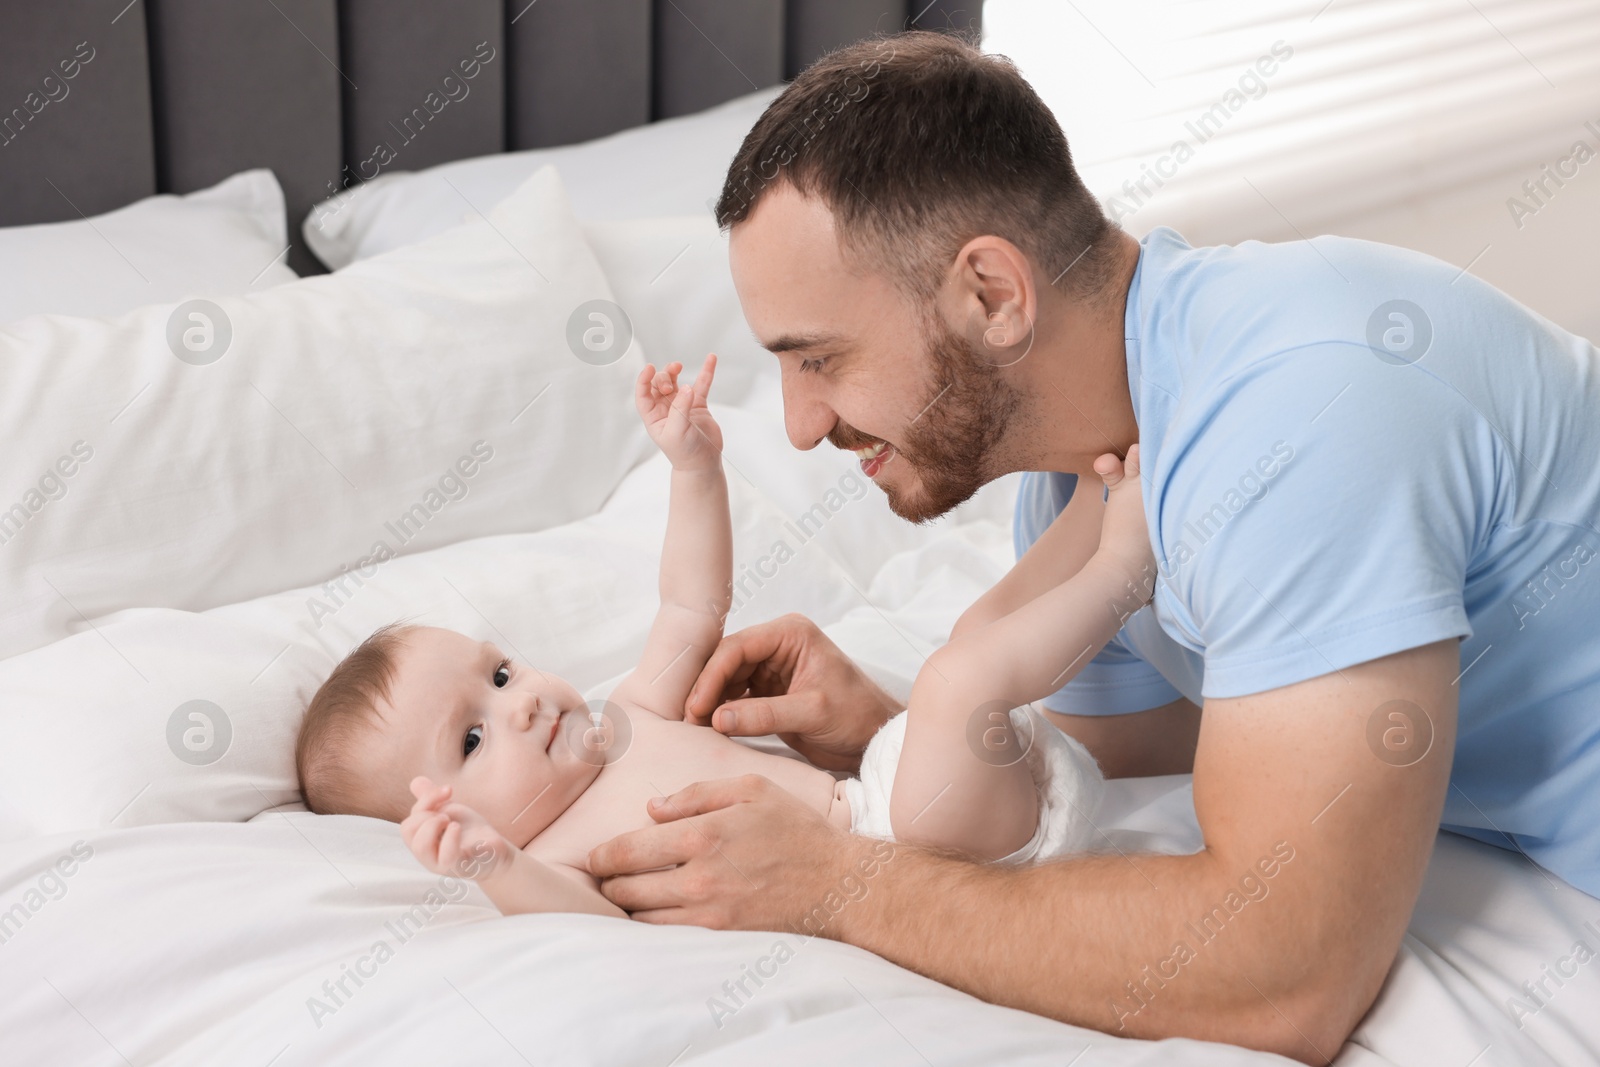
854,440,895,478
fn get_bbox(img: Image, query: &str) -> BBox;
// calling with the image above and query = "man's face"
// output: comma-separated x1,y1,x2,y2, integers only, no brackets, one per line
728,184,1023,524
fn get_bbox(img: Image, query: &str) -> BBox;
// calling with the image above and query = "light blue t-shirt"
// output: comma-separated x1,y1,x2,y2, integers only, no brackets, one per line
1015,227,1600,897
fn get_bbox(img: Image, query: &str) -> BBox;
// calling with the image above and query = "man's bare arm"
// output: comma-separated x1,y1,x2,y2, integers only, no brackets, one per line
597,639,1458,1063
841,640,1455,1060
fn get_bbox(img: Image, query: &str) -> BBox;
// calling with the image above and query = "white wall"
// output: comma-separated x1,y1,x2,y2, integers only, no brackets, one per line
984,0,1600,342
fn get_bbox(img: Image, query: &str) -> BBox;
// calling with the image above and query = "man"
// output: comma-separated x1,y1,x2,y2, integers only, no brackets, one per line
588,30,1600,1062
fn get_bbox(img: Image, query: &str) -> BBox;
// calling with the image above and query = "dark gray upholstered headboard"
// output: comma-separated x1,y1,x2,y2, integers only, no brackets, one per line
0,0,981,274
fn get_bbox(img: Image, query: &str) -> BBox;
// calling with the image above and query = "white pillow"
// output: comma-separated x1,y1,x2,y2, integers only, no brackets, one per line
580,214,773,407
0,169,298,323
304,86,782,270
0,165,651,664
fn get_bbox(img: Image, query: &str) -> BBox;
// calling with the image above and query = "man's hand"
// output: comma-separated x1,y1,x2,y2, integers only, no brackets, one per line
588,774,871,928
683,613,900,772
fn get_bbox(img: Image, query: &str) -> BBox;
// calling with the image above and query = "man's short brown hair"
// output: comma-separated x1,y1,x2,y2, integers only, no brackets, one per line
715,30,1116,306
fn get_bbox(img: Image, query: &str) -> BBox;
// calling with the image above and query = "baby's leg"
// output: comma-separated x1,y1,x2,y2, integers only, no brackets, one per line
827,778,854,831
887,448,1148,861
889,646,1039,861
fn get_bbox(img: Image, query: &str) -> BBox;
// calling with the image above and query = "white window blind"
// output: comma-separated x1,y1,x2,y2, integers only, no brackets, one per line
983,0,1600,240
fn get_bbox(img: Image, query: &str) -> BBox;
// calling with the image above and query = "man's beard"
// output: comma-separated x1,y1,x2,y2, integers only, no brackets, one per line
831,313,1024,525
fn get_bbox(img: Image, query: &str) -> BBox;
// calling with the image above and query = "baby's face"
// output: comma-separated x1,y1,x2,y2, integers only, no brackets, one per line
367,626,598,848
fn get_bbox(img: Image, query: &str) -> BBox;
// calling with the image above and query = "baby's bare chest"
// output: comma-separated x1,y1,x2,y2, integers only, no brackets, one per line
525,711,835,872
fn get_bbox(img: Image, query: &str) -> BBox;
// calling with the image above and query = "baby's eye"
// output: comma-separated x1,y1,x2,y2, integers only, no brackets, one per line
493,660,510,688
463,725,483,757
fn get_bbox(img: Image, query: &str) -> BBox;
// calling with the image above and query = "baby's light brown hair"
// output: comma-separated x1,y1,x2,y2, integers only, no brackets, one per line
296,622,419,822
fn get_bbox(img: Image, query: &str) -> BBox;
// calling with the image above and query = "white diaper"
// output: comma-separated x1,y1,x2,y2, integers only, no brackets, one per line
843,706,1106,864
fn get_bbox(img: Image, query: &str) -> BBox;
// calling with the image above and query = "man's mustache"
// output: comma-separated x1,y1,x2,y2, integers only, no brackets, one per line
827,422,882,452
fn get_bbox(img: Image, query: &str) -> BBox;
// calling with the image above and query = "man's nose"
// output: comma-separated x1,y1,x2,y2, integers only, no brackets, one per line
782,374,836,452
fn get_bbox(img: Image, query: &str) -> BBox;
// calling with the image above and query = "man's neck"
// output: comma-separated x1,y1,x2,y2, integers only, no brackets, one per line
1011,229,1143,478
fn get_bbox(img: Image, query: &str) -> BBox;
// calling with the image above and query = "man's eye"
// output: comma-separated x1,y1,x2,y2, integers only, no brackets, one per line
463,725,483,757
799,358,825,375
493,661,510,688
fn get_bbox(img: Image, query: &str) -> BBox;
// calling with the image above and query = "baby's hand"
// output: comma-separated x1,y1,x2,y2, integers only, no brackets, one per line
636,354,723,471
1092,443,1156,605
400,776,517,882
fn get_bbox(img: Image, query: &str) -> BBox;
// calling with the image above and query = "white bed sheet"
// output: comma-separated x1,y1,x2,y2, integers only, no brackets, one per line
2,378,1597,1066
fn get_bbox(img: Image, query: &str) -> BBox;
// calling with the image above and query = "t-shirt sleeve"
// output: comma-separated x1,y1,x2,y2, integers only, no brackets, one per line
1013,471,1184,716
1155,342,1486,699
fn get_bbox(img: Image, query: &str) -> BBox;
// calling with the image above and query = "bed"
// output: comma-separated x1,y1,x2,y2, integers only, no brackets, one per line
2,3,1599,1065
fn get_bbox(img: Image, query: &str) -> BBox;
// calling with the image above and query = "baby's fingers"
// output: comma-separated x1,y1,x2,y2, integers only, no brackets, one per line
689,353,718,406
1125,443,1142,481
653,361,683,398
672,369,698,414
409,776,450,810
634,364,657,413
1093,451,1126,489
441,801,489,829
407,811,450,867
438,819,465,868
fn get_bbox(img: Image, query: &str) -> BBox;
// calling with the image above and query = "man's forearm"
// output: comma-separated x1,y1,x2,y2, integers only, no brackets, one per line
661,465,732,617
834,642,1460,1061
827,839,1334,1061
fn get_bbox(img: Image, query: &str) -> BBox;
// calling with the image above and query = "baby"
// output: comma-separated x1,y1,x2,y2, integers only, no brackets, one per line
295,353,1155,918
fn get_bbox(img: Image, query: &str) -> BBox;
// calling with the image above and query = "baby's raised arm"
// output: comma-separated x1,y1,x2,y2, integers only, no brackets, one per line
607,355,732,720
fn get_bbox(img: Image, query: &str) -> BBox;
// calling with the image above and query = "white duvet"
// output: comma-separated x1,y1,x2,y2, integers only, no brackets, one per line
3,376,1599,1066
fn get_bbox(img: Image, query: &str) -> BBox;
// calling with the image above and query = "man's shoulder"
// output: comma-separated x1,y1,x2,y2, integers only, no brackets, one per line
1137,227,1579,377
1144,227,1454,302
1137,229,1467,370
1131,227,1589,468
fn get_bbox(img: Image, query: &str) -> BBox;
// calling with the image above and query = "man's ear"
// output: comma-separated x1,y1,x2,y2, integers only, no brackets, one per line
945,235,1038,368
